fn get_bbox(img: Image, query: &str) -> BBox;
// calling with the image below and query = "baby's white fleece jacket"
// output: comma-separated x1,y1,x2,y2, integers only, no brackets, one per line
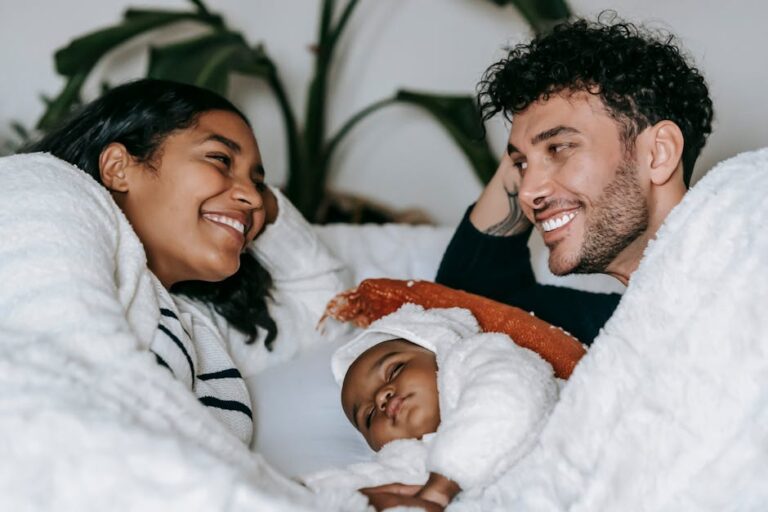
307,316,559,497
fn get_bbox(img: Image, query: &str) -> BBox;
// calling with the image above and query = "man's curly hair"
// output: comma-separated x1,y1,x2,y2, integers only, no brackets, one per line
478,14,714,187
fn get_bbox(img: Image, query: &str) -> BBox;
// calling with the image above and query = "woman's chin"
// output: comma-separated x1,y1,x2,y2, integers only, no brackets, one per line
199,256,241,282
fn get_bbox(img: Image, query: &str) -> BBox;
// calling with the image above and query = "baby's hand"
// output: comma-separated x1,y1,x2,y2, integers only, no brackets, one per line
416,472,461,508
359,482,444,512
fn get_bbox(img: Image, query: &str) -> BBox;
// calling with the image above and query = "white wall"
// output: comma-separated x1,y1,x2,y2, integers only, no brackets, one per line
1,0,767,225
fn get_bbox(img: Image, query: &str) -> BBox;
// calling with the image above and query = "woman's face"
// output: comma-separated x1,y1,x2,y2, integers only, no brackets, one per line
114,110,267,287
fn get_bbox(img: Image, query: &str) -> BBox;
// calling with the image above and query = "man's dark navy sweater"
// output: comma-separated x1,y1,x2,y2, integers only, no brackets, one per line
435,207,621,345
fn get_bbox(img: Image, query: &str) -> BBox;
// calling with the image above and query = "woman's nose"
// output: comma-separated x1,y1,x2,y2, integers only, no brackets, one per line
375,385,394,411
232,177,263,210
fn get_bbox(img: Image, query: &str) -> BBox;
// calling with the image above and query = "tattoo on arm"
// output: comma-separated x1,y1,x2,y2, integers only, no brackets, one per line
483,187,529,236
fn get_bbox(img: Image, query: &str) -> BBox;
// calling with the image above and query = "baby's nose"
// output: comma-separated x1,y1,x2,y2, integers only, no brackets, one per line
375,386,394,410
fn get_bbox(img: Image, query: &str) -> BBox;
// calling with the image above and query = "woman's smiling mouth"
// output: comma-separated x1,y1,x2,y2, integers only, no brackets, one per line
202,212,248,243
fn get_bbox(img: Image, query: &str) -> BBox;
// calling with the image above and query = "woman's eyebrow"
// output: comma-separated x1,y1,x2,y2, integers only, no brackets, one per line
201,133,242,153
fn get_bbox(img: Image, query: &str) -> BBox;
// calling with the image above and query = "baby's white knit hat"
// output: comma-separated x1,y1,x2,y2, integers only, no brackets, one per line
331,303,481,385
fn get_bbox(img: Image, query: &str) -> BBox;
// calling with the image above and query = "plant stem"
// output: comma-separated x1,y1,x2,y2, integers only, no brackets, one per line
291,0,363,219
328,0,360,49
188,0,212,17
266,72,302,193
323,97,396,164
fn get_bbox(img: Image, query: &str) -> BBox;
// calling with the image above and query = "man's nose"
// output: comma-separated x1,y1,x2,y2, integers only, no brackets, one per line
518,166,555,212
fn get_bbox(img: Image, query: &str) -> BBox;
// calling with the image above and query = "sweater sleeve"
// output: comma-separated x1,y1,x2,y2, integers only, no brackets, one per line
436,205,621,344
427,333,559,491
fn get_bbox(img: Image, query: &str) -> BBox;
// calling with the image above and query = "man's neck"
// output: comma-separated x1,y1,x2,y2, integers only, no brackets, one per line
605,180,688,286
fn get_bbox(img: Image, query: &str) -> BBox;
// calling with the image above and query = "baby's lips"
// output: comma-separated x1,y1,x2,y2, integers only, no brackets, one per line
385,395,404,420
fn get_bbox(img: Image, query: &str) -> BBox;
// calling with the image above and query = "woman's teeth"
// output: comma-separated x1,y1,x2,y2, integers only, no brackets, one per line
541,212,576,233
203,213,246,234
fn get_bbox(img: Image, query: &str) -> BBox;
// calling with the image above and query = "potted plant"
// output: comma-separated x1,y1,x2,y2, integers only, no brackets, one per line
9,0,570,222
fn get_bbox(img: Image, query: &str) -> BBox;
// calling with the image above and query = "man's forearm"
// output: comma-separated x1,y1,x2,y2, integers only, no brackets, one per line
469,156,531,236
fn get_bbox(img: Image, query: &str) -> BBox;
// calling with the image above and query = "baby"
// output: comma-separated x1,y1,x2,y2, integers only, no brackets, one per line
323,303,561,509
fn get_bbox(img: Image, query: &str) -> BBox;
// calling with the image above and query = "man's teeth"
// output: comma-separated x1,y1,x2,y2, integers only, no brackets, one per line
203,214,246,234
541,212,576,233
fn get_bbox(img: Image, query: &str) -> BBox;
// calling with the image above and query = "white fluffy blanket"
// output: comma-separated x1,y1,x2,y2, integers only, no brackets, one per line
475,148,768,510
306,148,768,511
0,155,366,512
2,146,766,511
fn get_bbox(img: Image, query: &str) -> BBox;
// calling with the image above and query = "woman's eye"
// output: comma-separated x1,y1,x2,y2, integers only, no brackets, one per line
209,153,231,167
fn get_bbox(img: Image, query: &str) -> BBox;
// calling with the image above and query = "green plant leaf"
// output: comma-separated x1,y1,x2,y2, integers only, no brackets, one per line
36,71,89,130
482,0,571,34
55,9,220,77
395,90,498,183
147,32,258,95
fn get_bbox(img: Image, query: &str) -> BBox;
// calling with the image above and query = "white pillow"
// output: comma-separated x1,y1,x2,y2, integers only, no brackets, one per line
247,340,373,478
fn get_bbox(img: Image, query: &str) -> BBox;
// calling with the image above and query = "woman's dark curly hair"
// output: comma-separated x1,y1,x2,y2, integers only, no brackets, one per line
22,79,277,349
478,13,714,187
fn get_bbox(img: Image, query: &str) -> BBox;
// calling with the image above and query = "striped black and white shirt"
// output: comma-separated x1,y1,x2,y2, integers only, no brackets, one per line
150,295,254,444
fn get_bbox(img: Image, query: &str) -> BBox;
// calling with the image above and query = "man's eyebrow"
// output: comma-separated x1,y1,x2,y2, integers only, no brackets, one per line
507,143,521,156
531,125,580,146
202,133,242,154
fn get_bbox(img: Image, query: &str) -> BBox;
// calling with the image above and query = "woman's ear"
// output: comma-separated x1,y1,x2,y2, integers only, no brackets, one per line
648,121,685,186
99,143,132,192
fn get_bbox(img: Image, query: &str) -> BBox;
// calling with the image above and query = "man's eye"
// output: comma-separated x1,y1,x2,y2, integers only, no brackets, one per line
549,143,571,154
513,160,528,174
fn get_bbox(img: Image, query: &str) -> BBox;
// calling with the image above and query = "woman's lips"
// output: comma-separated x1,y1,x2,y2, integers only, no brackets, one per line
202,213,246,245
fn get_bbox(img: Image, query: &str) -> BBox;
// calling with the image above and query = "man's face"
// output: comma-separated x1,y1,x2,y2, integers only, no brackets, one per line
341,339,440,451
509,92,649,275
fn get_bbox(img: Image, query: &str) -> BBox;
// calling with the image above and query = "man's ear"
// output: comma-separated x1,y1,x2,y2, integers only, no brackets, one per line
99,143,133,192
648,121,685,186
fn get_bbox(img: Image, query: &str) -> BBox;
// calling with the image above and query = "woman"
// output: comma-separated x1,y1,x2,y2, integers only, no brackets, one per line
0,80,353,508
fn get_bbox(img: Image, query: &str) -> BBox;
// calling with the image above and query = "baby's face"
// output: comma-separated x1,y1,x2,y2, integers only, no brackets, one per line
341,339,440,451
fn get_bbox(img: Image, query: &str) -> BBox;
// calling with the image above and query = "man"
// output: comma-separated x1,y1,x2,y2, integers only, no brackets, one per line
436,16,713,346
360,16,722,512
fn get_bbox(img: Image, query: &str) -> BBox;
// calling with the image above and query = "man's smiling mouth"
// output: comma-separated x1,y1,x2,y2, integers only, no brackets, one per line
540,211,577,232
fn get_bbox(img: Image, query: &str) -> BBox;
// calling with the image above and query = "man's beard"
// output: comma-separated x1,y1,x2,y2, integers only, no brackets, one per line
549,159,649,275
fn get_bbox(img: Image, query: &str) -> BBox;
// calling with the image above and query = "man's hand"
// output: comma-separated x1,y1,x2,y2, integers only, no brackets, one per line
360,483,444,512
261,185,279,226
469,153,531,236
